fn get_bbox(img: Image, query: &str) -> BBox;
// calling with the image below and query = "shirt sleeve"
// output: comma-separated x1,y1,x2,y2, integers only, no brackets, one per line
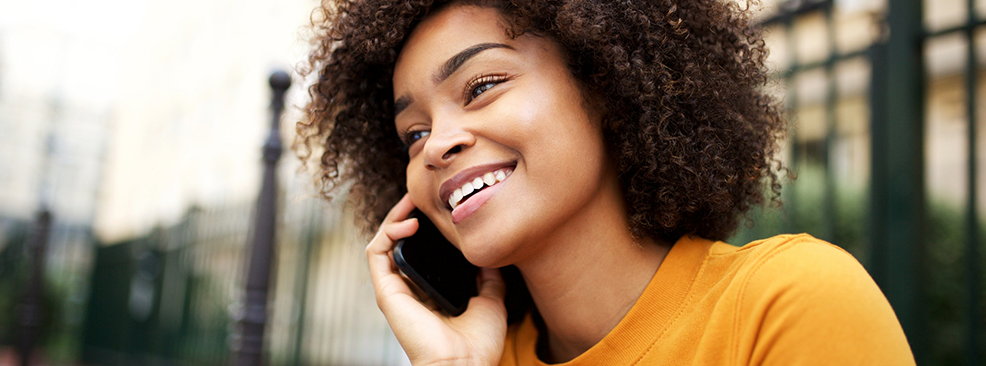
734,238,915,366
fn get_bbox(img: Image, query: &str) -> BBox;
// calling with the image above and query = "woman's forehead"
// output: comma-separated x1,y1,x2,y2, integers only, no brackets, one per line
394,5,510,76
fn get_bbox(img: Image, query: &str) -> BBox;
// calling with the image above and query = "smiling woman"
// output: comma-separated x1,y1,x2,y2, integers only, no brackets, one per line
392,8,624,270
296,0,914,365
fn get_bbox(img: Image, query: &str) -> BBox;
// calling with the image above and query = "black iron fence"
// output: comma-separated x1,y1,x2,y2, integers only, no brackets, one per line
734,0,985,365
0,216,94,365
75,197,405,366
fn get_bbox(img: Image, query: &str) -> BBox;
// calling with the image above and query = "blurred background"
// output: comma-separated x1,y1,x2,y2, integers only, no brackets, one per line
0,0,981,365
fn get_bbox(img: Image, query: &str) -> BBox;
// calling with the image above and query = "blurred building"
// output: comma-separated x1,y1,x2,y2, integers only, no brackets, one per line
0,0,410,364
0,0,317,240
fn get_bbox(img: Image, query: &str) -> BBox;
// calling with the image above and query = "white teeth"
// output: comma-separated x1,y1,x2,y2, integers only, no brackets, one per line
450,189,463,209
448,168,514,210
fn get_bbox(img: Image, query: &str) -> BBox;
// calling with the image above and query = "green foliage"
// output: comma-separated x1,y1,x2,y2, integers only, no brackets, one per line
730,163,867,259
924,202,966,366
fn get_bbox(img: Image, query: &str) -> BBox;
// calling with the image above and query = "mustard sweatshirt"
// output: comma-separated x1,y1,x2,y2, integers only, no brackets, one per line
500,234,915,365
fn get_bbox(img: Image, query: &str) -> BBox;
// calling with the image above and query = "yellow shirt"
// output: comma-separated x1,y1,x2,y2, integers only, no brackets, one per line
500,234,915,365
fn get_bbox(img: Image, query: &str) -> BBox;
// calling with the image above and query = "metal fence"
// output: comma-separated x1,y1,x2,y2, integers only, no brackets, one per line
0,196,407,366
0,73,409,365
76,198,406,366
732,0,985,365
0,215,94,365
73,71,409,366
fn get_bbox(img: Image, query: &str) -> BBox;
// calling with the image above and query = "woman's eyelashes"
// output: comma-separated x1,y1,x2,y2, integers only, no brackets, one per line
400,129,430,155
463,74,508,105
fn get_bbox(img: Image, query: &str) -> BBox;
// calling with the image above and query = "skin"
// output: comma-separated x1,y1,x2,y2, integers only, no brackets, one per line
367,5,671,364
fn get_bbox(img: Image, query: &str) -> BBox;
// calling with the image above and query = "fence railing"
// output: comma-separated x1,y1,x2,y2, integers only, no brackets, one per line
733,0,985,364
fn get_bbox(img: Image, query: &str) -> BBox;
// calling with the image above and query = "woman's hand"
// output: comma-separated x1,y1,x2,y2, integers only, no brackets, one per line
366,194,508,365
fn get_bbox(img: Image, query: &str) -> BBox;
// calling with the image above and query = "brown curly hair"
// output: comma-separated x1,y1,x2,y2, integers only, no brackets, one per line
296,0,786,243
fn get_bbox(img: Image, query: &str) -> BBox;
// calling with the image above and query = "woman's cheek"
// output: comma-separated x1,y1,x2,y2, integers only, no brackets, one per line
405,166,429,209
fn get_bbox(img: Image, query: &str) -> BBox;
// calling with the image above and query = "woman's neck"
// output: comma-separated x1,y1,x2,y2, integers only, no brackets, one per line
514,183,671,363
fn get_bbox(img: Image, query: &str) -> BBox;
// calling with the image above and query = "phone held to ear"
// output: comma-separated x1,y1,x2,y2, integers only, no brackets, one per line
393,209,480,316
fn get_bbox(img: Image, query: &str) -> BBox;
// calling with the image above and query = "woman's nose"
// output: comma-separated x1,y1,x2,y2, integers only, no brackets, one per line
422,126,476,169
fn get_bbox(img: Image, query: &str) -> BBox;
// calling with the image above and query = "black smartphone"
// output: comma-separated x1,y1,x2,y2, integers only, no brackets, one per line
393,209,479,316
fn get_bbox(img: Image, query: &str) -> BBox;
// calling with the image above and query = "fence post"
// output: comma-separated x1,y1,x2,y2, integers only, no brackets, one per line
962,3,982,366
18,209,51,366
869,0,927,362
234,70,291,366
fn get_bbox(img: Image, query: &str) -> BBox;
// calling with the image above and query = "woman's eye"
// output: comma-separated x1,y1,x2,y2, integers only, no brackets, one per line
407,130,430,145
464,75,507,105
400,129,430,156
470,82,497,100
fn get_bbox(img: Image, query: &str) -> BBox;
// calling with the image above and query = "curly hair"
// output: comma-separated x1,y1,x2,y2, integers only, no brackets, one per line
296,0,786,242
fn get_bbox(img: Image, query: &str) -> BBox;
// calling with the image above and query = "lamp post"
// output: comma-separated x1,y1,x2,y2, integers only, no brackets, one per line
234,70,290,366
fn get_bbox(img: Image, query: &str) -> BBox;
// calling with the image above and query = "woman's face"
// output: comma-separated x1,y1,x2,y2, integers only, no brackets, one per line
392,4,618,268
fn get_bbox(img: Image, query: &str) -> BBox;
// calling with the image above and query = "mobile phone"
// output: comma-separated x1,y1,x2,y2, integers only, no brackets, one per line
393,209,479,316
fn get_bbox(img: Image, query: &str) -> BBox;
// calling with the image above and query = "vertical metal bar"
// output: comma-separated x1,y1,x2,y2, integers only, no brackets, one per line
868,23,888,308
784,15,800,234
964,0,982,364
235,70,291,366
823,3,838,242
290,204,319,366
869,0,927,362
18,209,51,366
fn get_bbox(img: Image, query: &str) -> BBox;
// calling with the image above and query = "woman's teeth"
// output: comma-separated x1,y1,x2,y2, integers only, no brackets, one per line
448,168,512,209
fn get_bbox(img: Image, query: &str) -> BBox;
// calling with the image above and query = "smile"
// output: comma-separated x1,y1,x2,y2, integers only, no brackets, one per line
448,168,512,209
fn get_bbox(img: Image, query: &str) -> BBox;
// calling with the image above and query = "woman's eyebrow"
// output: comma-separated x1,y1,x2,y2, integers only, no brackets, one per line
395,42,514,116
395,95,412,116
434,42,513,84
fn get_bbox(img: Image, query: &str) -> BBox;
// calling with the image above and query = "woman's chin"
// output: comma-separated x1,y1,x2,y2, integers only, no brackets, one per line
461,243,513,269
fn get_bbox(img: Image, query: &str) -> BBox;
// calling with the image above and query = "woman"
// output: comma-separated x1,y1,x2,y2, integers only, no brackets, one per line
296,0,915,364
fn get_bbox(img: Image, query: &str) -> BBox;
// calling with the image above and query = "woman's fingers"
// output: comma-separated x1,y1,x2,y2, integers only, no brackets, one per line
385,193,417,222
441,267,507,365
364,194,508,365
365,221,416,286
477,267,506,302
463,267,507,321
366,194,420,310
366,194,417,254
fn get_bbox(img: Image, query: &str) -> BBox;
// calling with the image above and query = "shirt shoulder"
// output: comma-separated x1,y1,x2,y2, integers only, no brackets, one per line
727,234,915,365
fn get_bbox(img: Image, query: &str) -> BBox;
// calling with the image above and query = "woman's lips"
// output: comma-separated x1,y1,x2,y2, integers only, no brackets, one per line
448,168,513,209
439,163,516,207
450,173,509,224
